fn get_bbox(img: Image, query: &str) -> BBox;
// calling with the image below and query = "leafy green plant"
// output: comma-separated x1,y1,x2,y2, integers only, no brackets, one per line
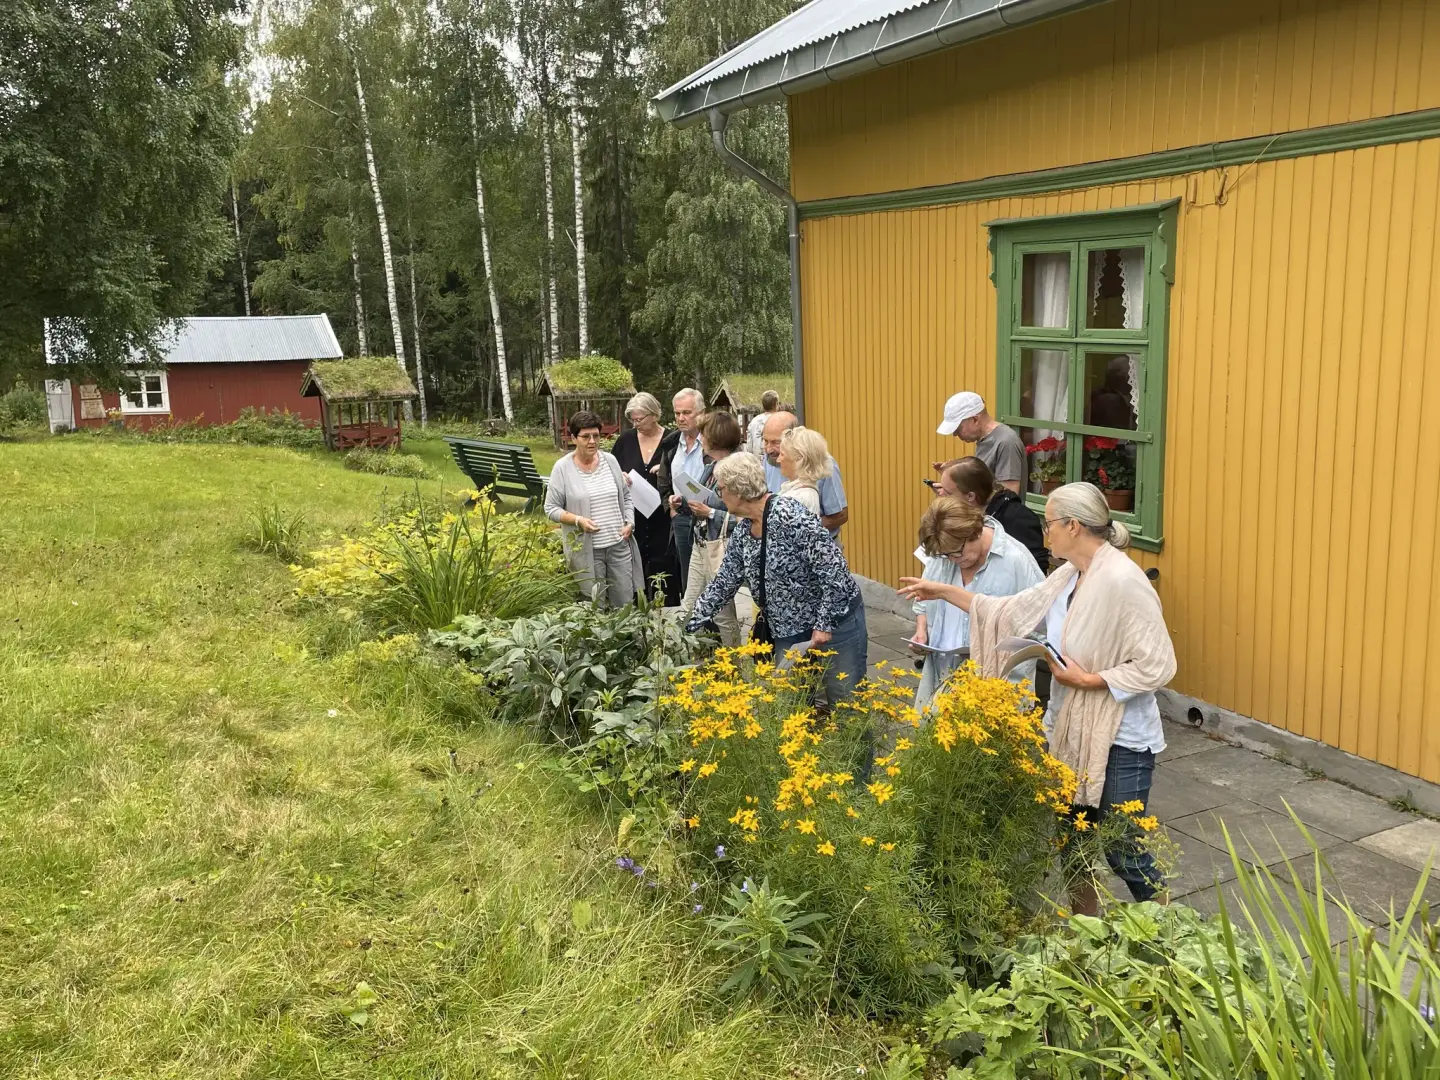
432,598,710,803
247,501,306,562
706,878,827,998
140,407,325,449
0,384,47,431
545,355,634,394
343,446,431,478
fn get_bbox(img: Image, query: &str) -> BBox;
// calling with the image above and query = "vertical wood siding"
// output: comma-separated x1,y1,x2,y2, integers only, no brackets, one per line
802,145,1440,781
789,0,1440,202
70,361,322,430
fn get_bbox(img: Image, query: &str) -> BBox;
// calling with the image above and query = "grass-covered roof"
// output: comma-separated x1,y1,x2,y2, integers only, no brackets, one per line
301,357,418,402
711,373,794,410
540,355,635,397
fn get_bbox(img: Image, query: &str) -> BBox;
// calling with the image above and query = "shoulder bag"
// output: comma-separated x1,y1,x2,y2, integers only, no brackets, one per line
749,496,775,647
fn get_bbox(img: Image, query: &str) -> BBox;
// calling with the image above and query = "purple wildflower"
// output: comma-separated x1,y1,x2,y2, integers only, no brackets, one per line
689,881,700,892
646,880,659,889
740,881,749,893
715,845,726,859
631,865,645,878
692,903,704,914
615,856,634,871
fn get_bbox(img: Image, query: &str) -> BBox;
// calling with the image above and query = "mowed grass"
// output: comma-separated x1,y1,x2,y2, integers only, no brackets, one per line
0,439,876,1078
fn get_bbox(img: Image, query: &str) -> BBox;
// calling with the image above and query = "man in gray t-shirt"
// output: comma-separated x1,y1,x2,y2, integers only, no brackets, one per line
933,390,1025,494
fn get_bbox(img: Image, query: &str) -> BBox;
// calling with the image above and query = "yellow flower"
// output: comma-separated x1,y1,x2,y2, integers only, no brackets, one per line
874,755,893,767
885,765,901,778
1073,811,1091,832
678,759,696,773
880,842,896,852
845,806,860,819
1136,815,1159,832
816,841,836,856
685,815,700,828
866,781,894,805
826,790,842,802
1113,800,1145,814
795,818,817,835
861,836,876,846
698,762,719,778
832,771,854,785
894,738,913,751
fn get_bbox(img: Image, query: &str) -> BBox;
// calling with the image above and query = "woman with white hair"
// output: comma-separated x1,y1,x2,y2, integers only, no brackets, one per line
686,452,867,707
774,425,827,516
611,390,681,605
900,482,1176,915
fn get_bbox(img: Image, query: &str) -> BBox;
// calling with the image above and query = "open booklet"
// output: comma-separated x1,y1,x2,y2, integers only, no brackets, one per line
902,638,968,657
995,636,1064,679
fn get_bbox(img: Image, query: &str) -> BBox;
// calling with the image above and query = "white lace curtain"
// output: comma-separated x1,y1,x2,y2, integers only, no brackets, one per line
1119,249,1144,423
1030,252,1069,437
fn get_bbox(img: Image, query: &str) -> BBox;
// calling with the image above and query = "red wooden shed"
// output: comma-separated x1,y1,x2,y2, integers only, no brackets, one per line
44,315,344,432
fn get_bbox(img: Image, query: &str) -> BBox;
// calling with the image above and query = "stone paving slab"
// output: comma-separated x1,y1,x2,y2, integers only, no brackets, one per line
1357,819,1440,873
1166,801,1347,867
1147,766,1233,820
1165,829,1241,900
1287,841,1440,926
1248,777,1414,843
1159,742,1311,796
1156,721,1224,762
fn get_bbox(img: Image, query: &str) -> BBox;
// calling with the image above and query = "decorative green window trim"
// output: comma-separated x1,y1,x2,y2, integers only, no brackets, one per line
987,201,1176,552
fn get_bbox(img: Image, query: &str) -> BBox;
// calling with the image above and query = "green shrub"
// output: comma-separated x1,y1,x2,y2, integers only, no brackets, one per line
894,839,1440,1079
0,385,47,429
432,599,710,804
143,407,324,449
293,494,570,632
343,447,431,478
247,501,306,562
706,878,827,1000
545,355,634,394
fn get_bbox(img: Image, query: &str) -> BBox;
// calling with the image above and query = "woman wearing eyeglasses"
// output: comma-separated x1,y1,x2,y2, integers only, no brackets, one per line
545,409,644,609
900,482,1176,915
910,497,1043,709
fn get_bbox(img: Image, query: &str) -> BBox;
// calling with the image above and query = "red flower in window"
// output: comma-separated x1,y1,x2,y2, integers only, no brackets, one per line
1084,436,1119,451
1098,466,1110,487
1025,436,1064,455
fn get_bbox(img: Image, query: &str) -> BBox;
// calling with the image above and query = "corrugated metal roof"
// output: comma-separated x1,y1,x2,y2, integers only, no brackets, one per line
156,316,343,364
654,0,1111,127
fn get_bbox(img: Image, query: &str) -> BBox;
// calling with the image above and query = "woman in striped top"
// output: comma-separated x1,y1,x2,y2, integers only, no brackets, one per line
545,410,645,608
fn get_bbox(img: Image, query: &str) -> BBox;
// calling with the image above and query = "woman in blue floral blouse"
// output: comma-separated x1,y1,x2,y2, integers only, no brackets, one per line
685,452,867,705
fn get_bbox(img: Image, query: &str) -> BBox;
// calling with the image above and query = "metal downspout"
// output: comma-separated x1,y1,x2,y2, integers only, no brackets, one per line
707,108,804,423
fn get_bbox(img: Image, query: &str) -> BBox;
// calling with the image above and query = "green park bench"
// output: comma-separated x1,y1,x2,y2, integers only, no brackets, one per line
443,437,548,512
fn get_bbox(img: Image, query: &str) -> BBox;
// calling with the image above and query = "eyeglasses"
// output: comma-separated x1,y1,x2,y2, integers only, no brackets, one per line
575,432,601,442
1042,516,1071,532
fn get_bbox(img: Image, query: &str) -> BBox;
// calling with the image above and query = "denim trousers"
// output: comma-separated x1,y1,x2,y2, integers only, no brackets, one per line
775,601,871,776
1071,743,1163,901
671,514,694,590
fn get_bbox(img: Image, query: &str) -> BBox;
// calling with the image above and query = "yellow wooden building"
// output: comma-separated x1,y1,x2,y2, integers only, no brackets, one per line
658,0,1440,785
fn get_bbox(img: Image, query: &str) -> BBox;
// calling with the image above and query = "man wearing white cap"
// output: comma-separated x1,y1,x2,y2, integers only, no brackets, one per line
933,391,1025,494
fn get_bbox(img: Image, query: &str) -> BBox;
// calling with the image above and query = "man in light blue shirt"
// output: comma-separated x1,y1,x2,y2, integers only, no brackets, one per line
761,411,849,537
665,388,706,586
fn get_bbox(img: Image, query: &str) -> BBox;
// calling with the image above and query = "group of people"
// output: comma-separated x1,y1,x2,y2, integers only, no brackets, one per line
544,385,1176,915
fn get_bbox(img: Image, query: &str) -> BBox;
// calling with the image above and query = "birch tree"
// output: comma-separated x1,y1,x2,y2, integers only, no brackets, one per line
350,229,369,354
469,88,514,420
570,96,589,355
540,103,560,366
230,176,252,316
349,43,412,415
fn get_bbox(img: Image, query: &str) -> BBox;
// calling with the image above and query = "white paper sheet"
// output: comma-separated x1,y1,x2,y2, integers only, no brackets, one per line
913,545,930,564
673,469,710,504
627,469,662,518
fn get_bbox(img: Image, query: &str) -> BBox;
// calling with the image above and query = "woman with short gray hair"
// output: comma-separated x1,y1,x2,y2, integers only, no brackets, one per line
686,452,868,707
612,391,681,604
901,481,1176,916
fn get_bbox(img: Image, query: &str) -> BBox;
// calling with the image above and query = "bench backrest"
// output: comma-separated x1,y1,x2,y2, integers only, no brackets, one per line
442,437,545,494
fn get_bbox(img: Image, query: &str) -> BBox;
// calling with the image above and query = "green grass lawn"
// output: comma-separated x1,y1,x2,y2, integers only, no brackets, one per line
0,438,875,1078
403,429,564,488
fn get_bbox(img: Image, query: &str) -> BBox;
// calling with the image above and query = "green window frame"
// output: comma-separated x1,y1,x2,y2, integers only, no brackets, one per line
987,201,1177,552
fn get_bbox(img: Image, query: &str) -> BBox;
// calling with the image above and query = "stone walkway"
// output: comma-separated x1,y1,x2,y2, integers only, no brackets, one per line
861,605,1440,938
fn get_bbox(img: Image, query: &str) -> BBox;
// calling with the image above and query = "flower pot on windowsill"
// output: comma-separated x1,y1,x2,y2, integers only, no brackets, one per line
1103,489,1134,512
1039,479,1063,495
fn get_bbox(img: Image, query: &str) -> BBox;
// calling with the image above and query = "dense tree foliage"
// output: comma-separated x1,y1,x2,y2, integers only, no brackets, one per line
0,0,246,383
1,0,799,412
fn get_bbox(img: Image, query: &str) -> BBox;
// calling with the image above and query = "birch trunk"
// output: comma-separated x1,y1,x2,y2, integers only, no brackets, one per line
230,176,251,316
406,238,428,427
541,107,560,365
569,99,588,356
468,89,513,420
350,48,411,419
350,232,368,354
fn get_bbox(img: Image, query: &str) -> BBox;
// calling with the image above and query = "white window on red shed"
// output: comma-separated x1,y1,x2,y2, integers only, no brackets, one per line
121,371,169,414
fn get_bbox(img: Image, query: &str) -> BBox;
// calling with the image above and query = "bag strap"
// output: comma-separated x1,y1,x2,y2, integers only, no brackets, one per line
754,495,774,611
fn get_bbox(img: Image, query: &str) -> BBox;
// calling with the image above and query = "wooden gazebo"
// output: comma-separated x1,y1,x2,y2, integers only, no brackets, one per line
538,356,636,448
300,356,419,450
708,373,796,431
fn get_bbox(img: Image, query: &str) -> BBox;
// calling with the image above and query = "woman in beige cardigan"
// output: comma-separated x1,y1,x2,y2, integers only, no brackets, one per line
901,482,1176,915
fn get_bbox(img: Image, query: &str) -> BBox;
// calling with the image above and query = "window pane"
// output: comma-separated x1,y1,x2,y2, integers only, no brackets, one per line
1017,426,1068,496
1082,436,1139,511
1085,246,1145,330
1019,251,1071,329
1083,352,1140,431
1019,348,1069,423
146,390,163,408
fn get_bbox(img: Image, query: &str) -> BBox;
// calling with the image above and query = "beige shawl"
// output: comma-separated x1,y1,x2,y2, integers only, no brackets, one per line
970,543,1176,806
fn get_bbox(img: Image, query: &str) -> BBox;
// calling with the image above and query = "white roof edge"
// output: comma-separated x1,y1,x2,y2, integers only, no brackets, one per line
654,0,1112,127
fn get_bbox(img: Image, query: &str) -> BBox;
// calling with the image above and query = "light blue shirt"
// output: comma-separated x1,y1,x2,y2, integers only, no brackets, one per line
672,431,705,486
1043,577,1166,754
765,457,848,535
913,519,1044,707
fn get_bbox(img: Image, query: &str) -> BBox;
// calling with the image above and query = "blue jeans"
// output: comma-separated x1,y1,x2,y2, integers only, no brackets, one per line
1072,744,1162,901
774,600,868,707
671,515,693,590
